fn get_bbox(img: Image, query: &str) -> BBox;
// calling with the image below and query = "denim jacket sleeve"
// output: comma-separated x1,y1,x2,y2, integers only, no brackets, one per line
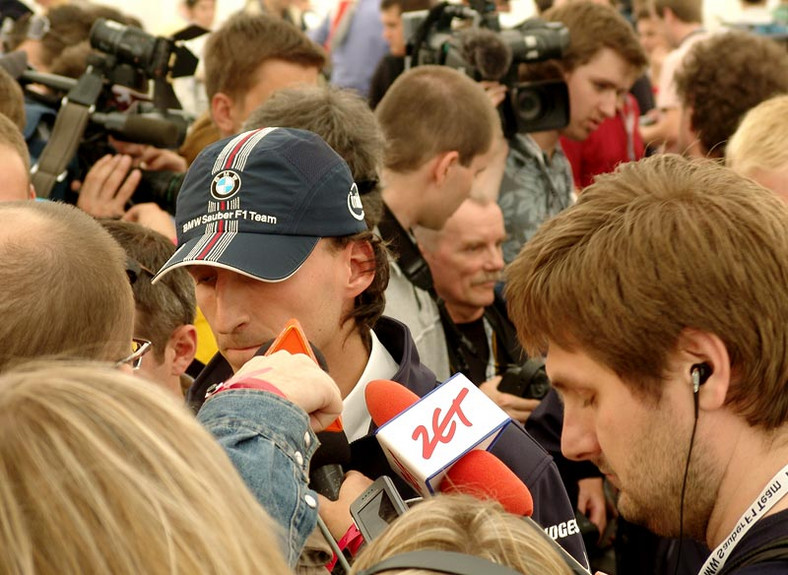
197,389,320,566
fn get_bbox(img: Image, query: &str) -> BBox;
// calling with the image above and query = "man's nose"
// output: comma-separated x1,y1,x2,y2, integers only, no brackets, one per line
212,275,249,335
560,403,601,462
600,91,618,119
487,245,505,271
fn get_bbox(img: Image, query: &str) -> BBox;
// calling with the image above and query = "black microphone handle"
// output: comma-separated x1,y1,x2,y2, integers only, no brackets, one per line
310,464,344,501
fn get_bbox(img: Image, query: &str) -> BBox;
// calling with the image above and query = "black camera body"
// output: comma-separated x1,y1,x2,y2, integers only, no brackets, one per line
89,18,199,100
497,358,551,399
403,0,570,137
23,19,202,202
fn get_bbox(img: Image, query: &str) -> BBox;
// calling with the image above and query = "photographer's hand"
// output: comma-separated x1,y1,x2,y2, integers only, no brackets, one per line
480,375,541,423
75,154,141,219
479,81,508,108
110,137,188,172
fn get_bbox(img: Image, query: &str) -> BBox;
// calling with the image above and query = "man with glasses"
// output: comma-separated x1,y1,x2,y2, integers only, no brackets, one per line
103,220,198,398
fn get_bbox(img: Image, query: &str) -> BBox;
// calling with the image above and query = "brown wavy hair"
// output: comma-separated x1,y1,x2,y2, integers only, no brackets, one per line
506,154,788,430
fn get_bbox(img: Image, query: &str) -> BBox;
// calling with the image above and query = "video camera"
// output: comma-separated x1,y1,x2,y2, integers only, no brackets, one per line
403,0,570,138
22,18,203,207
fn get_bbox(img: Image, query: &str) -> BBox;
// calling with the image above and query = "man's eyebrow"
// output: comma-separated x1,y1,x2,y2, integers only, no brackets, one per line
549,378,569,393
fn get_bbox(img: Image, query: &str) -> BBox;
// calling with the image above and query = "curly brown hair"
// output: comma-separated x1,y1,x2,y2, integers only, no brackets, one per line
675,31,788,158
329,231,390,340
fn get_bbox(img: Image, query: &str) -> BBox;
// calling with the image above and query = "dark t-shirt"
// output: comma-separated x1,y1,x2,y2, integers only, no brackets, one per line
721,508,788,574
454,317,490,384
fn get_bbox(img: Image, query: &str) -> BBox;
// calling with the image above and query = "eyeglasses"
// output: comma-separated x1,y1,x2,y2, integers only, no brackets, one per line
125,257,157,285
115,338,152,370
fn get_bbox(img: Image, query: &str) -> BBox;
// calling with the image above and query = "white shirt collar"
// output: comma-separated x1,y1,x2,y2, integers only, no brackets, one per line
343,329,400,442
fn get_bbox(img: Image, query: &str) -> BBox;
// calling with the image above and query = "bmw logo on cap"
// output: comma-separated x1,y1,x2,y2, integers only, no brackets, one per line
211,170,242,201
347,182,365,221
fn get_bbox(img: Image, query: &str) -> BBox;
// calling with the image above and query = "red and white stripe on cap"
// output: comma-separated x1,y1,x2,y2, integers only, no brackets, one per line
211,127,278,175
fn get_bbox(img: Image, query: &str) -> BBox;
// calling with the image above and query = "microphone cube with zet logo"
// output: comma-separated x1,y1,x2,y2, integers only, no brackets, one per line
374,373,512,497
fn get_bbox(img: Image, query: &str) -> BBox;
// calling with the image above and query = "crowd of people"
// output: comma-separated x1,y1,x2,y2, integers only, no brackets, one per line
0,0,787,574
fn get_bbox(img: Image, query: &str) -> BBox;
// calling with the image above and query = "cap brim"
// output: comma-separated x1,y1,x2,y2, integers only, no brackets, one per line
152,231,320,284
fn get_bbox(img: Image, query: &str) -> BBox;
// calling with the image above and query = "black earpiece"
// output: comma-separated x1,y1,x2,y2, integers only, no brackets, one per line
691,363,712,393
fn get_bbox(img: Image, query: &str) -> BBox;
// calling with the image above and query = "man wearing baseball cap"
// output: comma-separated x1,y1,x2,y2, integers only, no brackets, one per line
155,126,588,569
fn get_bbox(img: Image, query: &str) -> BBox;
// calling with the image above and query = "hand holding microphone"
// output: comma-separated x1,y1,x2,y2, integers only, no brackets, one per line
229,351,343,432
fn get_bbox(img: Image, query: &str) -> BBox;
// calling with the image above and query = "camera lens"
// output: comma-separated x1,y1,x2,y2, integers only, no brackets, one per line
516,88,543,122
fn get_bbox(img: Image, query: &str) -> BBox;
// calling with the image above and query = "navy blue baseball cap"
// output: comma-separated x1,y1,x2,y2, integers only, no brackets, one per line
153,127,367,283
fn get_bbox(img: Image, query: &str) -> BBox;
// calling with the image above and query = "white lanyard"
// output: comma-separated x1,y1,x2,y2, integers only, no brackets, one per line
697,464,788,575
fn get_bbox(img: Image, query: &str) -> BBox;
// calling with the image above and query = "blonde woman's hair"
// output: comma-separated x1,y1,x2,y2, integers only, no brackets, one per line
349,494,572,575
0,360,291,575
727,94,788,177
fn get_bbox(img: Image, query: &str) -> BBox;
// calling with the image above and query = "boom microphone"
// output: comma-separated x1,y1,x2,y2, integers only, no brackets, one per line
457,28,513,82
91,112,181,148
439,449,533,516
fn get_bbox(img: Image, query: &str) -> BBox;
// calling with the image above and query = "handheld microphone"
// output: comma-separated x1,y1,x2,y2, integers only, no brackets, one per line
310,430,352,501
262,319,347,500
365,376,513,499
0,51,29,80
92,112,181,148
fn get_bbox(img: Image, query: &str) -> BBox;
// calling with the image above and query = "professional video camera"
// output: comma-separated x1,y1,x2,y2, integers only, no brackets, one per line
403,0,570,138
23,18,202,206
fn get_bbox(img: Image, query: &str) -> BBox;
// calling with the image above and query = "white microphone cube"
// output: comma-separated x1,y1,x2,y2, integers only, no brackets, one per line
374,373,512,497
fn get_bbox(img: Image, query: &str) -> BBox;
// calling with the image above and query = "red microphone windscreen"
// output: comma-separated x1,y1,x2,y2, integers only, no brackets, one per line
365,379,420,427
439,450,534,517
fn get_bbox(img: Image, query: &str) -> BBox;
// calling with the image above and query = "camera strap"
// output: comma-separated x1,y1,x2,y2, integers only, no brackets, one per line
31,69,103,198
378,204,477,376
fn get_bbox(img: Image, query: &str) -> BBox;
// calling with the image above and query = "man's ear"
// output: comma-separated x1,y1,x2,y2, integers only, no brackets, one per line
27,182,36,200
346,240,376,298
166,324,198,378
432,150,460,188
211,92,237,137
676,328,731,412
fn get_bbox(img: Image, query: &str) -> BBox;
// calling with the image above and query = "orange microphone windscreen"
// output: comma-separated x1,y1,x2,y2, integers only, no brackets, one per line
439,449,534,517
365,379,421,427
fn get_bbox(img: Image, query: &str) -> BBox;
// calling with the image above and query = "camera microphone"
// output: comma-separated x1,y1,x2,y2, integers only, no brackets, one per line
92,112,181,149
457,28,513,81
